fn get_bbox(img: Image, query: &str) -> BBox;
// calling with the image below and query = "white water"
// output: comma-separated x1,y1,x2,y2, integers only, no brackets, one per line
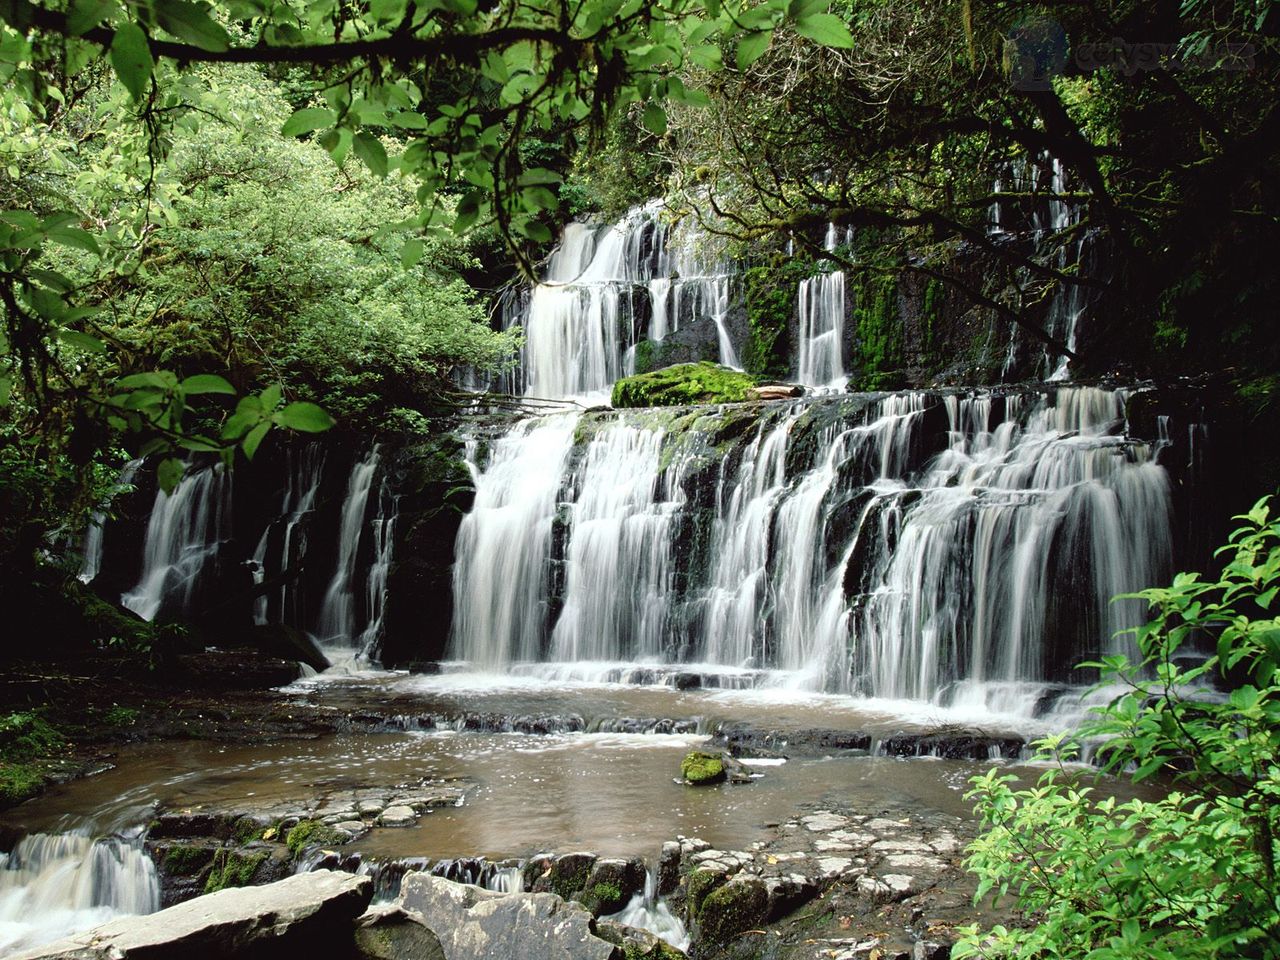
797,272,846,389
78,460,143,585
251,445,325,626
605,870,690,951
121,464,230,621
0,831,159,953
448,386,1174,720
315,447,397,663
506,203,742,402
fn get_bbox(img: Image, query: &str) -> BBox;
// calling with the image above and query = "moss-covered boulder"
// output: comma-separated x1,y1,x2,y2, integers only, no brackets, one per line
285,819,350,856
680,751,726,785
611,363,756,409
697,876,770,945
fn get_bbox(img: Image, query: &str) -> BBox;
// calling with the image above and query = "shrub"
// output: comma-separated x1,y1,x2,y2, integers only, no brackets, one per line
955,496,1280,959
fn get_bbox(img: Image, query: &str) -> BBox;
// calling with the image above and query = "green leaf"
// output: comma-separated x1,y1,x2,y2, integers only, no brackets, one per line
67,0,117,36
155,0,230,52
400,238,424,269
259,383,282,411
736,30,772,70
277,401,335,433
157,456,185,494
242,421,271,459
57,329,106,352
642,102,668,136
118,371,176,390
794,12,853,48
353,132,389,177
281,107,336,138
110,22,154,101
181,373,236,395
46,227,101,256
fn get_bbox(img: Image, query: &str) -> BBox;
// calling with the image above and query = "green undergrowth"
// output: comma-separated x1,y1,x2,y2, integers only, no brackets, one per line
0,710,67,805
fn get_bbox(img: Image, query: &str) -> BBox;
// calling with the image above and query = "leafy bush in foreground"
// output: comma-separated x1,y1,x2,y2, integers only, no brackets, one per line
956,497,1280,959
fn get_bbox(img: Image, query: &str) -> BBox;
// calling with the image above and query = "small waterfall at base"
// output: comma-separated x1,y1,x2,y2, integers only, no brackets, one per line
121,464,231,621
448,385,1181,723
0,831,159,953
605,870,690,952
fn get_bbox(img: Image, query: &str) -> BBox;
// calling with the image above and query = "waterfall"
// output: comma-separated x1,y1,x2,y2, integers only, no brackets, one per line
251,445,326,626
0,831,159,953
121,463,231,621
796,271,846,389
504,203,742,401
78,460,143,585
448,386,1177,717
449,417,578,667
604,870,689,952
314,447,396,658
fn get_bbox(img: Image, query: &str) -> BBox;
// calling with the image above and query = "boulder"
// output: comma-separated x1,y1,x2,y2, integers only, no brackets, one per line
696,875,770,946
680,752,725,786
12,869,372,959
581,857,647,915
354,903,447,960
398,873,619,960
246,623,330,672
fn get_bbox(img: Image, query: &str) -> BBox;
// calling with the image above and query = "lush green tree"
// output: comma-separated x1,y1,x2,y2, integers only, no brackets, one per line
956,496,1280,959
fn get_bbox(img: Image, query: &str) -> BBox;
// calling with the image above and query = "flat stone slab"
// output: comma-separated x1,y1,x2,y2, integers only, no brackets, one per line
398,873,618,960
13,870,373,959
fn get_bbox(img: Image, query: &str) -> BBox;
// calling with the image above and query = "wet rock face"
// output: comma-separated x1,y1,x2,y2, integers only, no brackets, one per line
11,870,373,960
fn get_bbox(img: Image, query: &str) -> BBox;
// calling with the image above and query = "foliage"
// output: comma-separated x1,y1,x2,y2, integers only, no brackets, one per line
0,710,65,761
612,363,755,409
742,254,815,378
955,496,1280,960
284,818,347,856
849,271,903,390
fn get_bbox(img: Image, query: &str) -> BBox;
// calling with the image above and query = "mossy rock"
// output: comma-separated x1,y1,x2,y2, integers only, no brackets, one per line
698,876,770,945
202,848,269,893
684,868,727,919
285,819,349,856
160,842,218,876
680,751,726,785
611,363,757,409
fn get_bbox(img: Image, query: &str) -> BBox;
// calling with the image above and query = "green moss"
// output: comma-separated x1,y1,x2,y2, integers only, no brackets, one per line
698,879,770,945
203,848,268,893
285,819,347,856
163,844,216,875
850,271,904,390
549,861,593,900
612,363,757,409
743,254,817,379
622,941,686,960
685,868,727,916
0,763,45,805
680,750,726,785
101,705,139,727
0,711,65,762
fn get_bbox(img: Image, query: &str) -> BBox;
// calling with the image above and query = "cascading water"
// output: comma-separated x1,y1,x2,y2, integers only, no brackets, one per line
499,203,742,402
448,386,1177,720
315,447,396,660
604,870,689,951
251,445,325,626
450,417,578,667
0,831,159,953
796,223,849,390
121,464,231,621
78,460,143,585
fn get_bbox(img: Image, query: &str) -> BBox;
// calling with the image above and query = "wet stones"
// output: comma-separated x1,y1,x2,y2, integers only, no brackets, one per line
523,852,646,915
696,876,770,945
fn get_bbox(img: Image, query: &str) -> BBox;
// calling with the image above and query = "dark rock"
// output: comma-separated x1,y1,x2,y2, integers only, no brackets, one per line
582,857,647,914
696,875,770,946
527,851,598,901
174,649,302,690
657,841,682,896
353,904,447,960
12,869,372,959
245,624,330,672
